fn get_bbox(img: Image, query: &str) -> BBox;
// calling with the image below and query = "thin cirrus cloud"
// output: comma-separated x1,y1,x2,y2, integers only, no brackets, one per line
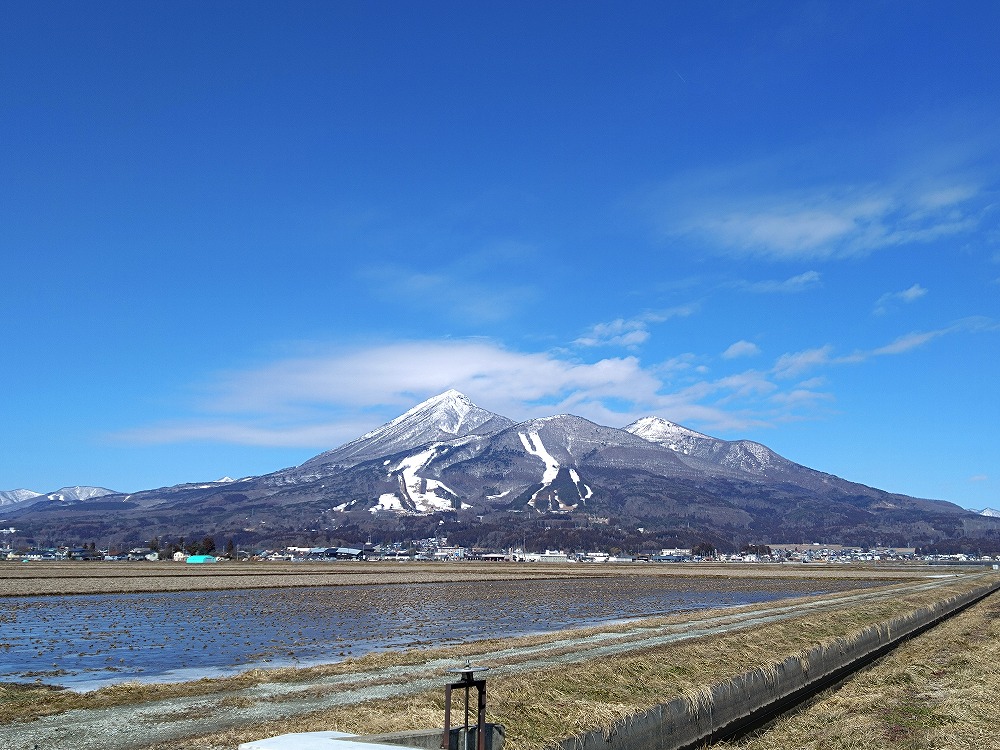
651,154,985,260
117,319,995,450
874,283,928,315
574,305,698,348
739,271,821,293
358,250,539,324
119,341,669,448
116,338,818,449
722,340,761,359
771,317,996,379
685,186,978,260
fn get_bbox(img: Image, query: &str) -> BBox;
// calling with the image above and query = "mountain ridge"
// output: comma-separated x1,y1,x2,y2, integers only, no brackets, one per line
0,489,42,507
4,391,998,553
299,389,515,471
0,486,118,508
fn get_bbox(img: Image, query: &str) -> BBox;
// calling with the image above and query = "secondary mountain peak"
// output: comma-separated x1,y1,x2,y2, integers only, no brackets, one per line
625,416,712,447
46,486,118,502
626,417,785,477
0,489,43,506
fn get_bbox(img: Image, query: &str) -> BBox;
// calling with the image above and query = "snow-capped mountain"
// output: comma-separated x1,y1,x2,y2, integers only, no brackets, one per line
299,389,514,471
364,413,698,515
977,507,1000,518
1,486,118,507
625,416,714,452
44,486,119,503
0,489,42,506
625,416,787,477
6,390,999,550
251,396,958,527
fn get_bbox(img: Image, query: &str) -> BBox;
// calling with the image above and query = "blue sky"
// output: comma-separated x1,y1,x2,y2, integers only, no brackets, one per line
2,1,998,509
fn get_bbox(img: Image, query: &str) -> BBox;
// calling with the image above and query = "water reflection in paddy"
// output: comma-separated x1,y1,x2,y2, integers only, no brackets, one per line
0,575,878,689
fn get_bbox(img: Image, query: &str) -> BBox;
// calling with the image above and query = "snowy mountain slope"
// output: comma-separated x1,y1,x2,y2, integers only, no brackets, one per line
625,416,840,487
977,507,1000,518
44,486,119,503
361,414,708,514
0,489,42,506
626,416,714,452
1,487,118,507
7,390,998,550
298,389,513,472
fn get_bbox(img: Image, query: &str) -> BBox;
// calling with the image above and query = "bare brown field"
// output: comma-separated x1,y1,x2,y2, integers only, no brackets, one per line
0,560,936,597
2,571,995,750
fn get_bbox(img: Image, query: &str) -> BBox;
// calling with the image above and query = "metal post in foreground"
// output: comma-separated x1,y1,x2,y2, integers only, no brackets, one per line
441,660,490,750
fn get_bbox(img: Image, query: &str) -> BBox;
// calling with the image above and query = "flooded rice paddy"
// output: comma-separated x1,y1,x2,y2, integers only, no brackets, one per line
0,575,879,690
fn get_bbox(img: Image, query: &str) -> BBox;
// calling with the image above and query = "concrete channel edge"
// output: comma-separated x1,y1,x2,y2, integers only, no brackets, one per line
557,578,1000,750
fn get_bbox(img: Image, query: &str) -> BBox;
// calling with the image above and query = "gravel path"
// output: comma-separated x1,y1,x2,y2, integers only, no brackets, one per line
0,577,967,750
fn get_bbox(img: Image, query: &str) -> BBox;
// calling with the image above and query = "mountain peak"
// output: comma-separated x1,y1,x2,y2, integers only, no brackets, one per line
408,390,476,424
0,488,43,506
626,416,712,444
300,391,514,470
383,390,479,437
46,486,118,502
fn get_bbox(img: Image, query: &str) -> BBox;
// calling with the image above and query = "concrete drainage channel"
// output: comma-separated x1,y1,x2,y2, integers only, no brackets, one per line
556,578,1000,750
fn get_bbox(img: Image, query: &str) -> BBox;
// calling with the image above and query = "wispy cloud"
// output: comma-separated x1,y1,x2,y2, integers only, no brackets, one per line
113,338,811,448
114,318,997,449
358,242,539,324
871,329,945,356
655,353,708,375
681,184,978,260
649,144,989,261
740,271,822,293
118,341,668,447
771,317,995,379
722,340,761,359
574,305,697,348
574,318,650,348
874,283,927,315
772,345,836,379
769,388,835,407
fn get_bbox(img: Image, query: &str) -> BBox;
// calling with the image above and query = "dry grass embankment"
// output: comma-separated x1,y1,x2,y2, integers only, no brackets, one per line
160,574,996,750
713,589,1000,750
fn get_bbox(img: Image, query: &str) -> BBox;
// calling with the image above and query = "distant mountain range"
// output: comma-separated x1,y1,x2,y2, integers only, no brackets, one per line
4,391,1000,552
0,486,117,506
